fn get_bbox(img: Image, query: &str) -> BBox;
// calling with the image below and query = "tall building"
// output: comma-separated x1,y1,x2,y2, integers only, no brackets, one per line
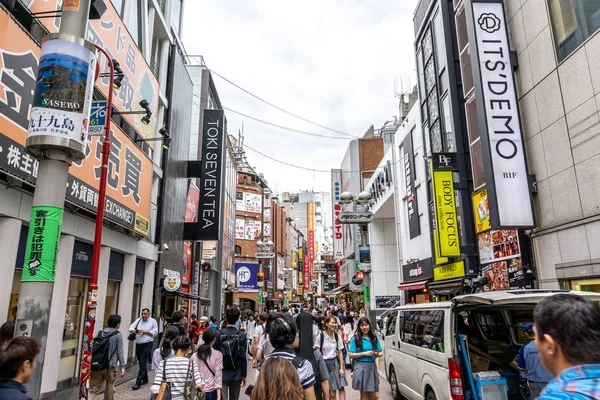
0,0,188,396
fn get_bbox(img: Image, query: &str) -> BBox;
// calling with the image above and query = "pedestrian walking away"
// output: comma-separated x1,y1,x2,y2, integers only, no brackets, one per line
0,336,41,400
533,294,600,399
251,357,304,400
170,310,188,337
192,328,223,400
255,312,279,363
129,307,158,390
257,315,317,400
297,312,330,400
189,314,200,350
90,314,126,400
215,307,247,400
349,317,382,400
251,312,268,365
152,325,179,373
316,316,347,400
516,322,553,399
151,336,205,400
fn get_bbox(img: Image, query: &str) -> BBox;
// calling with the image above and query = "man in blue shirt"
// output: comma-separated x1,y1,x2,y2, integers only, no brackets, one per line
517,322,553,399
534,293,600,399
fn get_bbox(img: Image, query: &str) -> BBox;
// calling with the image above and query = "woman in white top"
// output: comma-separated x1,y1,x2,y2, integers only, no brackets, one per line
316,316,348,400
343,313,356,368
151,336,205,400
255,312,278,362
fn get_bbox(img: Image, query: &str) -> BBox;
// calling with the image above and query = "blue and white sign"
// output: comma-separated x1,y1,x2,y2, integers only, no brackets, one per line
235,261,259,291
89,101,107,135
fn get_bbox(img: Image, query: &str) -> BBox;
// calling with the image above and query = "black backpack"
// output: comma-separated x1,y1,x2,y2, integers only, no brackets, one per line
91,330,120,371
221,329,242,370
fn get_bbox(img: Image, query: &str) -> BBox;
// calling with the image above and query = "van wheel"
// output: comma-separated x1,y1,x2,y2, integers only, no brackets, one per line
426,390,437,400
389,366,401,400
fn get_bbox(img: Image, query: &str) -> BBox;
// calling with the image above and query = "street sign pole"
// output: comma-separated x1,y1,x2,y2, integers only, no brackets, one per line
16,2,94,398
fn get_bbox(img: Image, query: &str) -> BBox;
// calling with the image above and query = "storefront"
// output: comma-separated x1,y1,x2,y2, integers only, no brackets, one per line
398,258,434,304
428,261,467,300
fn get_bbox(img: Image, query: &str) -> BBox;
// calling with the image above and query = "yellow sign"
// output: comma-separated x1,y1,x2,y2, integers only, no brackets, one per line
434,261,465,281
134,214,149,236
433,229,448,265
299,248,303,258
472,189,491,233
433,170,461,257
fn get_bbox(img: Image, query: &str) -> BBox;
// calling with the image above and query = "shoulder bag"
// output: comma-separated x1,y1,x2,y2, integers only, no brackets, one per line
155,359,172,400
184,358,205,400
127,318,141,341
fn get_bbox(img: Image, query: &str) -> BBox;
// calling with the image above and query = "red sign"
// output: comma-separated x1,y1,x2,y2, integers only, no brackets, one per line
185,182,200,223
304,255,310,293
336,260,342,285
308,231,315,261
181,285,190,293
275,292,284,299
182,241,192,284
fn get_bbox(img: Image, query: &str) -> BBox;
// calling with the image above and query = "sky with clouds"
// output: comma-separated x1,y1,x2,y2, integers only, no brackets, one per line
182,1,419,194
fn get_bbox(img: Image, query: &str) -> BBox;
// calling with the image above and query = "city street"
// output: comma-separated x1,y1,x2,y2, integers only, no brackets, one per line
92,360,394,400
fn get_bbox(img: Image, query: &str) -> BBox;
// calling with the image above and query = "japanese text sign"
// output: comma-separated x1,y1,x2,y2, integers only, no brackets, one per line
22,206,63,282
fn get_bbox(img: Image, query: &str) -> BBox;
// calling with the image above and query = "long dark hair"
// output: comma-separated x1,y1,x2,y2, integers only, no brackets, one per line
264,312,279,338
346,312,354,330
355,317,377,351
296,312,322,399
196,328,217,362
161,326,180,358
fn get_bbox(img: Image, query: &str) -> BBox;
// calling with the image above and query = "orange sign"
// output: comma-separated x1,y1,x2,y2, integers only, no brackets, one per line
27,0,160,148
0,9,152,235
62,0,81,11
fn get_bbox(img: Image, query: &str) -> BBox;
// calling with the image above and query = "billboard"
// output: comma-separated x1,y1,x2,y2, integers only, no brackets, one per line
185,182,200,223
0,7,152,236
469,1,534,228
331,169,343,258
432,169,460,257
26,0,160,148
244,220,262,240
245,193,262,213
472,188,491,233
402,134,420,239
308,201,315,261
235,261,259,291
235,219,245,239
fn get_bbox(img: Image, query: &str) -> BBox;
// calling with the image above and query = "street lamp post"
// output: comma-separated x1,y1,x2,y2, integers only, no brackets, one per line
338,191,373,320
78,45,115,400
256,239,274,313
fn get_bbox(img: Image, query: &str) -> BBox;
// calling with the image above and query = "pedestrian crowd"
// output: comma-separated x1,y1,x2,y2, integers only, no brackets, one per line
0,295,599,399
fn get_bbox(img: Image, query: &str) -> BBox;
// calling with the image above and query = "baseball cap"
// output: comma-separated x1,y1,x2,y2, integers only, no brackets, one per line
521,322,534,331
199,316,208,322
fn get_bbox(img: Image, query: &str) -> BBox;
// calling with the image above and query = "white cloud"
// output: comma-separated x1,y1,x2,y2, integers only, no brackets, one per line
182,0,419,193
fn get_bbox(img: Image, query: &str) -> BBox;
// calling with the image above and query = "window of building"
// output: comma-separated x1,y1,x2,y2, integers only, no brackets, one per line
548,0,600,62
171,0,183,35
126,0,142,48
129,284,142,362
111,0,123,15
59,278,87,386
235,245,242,255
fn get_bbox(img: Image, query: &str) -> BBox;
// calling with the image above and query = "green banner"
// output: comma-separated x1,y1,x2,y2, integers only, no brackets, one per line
364,285,371,303
258,294,263,305
22,206,64,282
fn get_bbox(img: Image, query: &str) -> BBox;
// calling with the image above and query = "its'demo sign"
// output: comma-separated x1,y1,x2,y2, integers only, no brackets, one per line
471,1,534,228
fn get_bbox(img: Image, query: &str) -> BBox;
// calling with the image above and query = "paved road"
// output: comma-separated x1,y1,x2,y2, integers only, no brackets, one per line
96,360,395,400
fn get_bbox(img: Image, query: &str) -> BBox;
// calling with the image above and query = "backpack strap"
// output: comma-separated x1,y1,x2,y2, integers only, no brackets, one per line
291,355,304,369
162,358,168,382
319,331,324,351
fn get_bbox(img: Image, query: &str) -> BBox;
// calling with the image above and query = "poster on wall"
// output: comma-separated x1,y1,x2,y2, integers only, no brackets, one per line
264,222,271,237
244,220,262,240
236,192,245,211
245,193,262,213
472,189,490,233
235,262,259,291
263,208,271,222
478,229,520,264
235,219,245,239
482,261,509,291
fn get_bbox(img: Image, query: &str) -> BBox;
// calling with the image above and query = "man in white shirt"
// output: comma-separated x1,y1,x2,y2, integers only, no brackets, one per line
129,308,158,390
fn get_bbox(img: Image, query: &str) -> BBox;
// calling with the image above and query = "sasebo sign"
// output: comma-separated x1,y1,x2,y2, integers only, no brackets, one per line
471,1,534,228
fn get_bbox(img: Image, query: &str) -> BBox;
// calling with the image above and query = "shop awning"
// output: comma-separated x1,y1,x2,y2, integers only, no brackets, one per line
163,288,211,306
427,278,465,296
398,280,429,291
326,284,349,296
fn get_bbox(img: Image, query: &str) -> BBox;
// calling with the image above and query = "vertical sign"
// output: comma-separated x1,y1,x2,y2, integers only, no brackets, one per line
22,206,64,282
303,255,310,294
432,155,460,257
198,110,225,240
331,169,343,258
307,202,315,261
469,1,534,228
403,134,420,238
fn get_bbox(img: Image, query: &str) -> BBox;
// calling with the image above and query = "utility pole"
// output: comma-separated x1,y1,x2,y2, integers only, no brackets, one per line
16,2,94,398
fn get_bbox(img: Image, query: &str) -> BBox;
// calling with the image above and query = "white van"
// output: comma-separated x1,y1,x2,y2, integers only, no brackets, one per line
382,290,600,400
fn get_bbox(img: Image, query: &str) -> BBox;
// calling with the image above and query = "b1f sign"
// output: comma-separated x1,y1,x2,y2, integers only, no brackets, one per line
469,0,534,228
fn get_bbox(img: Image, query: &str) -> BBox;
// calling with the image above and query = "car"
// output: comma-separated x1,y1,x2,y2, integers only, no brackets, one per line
382,290,600,400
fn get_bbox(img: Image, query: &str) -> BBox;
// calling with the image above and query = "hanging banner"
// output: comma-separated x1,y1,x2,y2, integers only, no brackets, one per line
469,0,534,228
21,206,64,282
235,262,259,291
472,188,491,233
182,241,192,284
308,202,315,261
432,169,460,257
185,182,200,223
403,134,420,239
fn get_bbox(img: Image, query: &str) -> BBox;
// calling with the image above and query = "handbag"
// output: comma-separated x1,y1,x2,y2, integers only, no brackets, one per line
184,359,205,400
155,359,172,400
128,318,141,341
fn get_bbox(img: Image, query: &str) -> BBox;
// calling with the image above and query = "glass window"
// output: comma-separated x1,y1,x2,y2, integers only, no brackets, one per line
434,11,447,73
423,28,434,63
171,0,183,35
548,0,600,61
129,284,142,361
111,0,123,15
386,311,398,336
441,96,455,152
425,60,436,95
471,140,486,189
103,281,120,328
59,278,87,384
417,49,426,100
475,311,510,342
399,310,445,352
431,121,443,153
126,0,141,47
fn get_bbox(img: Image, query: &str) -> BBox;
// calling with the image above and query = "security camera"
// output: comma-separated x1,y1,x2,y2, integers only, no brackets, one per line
162,243,169,252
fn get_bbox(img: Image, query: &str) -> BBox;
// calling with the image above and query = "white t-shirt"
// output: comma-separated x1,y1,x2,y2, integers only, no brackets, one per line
318,331,344,360
246,320,257,339
257,334,275,358
343,323,355,343
254,324,264,340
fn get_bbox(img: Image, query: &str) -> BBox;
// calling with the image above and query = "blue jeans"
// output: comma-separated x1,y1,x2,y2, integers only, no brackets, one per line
205,390,218,400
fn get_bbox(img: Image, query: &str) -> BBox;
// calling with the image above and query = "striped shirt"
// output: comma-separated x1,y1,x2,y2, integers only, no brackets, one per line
259,348,316,390
538,364,600,399
151,357,205,400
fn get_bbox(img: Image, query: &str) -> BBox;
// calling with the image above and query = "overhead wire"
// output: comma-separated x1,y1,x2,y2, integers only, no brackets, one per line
208,68,360,139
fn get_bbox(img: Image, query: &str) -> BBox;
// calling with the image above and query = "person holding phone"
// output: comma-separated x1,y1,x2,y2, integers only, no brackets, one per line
348,318,382,400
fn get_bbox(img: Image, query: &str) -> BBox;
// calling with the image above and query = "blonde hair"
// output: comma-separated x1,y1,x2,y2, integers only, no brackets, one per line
251,358,303,400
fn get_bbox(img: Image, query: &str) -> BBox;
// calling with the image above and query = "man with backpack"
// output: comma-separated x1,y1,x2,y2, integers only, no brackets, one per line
215,307,247,400
90,315,126,400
